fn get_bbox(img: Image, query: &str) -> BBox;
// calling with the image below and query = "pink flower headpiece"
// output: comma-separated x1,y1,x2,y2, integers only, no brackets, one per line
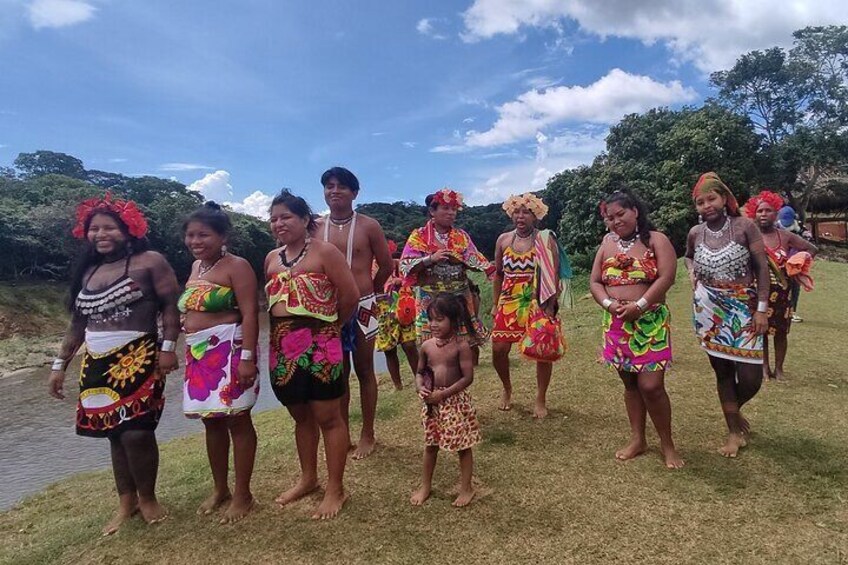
431,188,464,209
502,193,548,220
72,192,149,239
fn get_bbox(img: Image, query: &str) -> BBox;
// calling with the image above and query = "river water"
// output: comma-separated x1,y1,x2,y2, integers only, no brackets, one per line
0,326,387,510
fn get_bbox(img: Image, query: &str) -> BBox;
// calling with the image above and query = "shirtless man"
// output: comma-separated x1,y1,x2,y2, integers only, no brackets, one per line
316,167,392,460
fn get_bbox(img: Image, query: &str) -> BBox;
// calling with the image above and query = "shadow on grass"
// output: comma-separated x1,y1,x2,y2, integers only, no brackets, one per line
755,433,848,495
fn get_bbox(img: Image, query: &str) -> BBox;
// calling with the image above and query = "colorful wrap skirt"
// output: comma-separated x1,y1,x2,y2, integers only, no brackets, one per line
492,272,535,343
693,283,763,365
767,282,792,335
183,323,259,419
603,303,672,373
76,332,164,438
269,316,345,405
375,290,417,351
421,388,481,452
414,282,488,347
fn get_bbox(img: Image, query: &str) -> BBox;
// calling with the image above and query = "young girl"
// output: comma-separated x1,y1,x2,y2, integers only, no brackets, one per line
410,293,481,508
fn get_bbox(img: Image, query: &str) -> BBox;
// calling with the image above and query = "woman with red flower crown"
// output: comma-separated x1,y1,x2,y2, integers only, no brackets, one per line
400,189,494,362
264,190,358,520
590,189,683,469
48,193,181,535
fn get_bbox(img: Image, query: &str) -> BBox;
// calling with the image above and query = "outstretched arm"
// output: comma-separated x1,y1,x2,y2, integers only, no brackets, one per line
48,312,86,399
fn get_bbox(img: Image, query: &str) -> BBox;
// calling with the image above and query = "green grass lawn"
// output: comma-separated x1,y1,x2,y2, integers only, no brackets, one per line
2,262,846,564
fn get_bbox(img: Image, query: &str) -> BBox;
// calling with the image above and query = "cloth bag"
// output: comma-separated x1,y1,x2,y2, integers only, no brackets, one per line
518,305,566,362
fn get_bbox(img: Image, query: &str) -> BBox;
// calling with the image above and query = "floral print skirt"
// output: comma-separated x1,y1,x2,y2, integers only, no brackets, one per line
269,316,345,405
183,323,259,419
693,283,763,365
603,303,672,373
77,333,164,437
492,272,536,343
422,388,481,452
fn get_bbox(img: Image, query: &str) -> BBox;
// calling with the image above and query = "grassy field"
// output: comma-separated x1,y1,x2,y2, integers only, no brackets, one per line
1,262,846,564
0,282,68,375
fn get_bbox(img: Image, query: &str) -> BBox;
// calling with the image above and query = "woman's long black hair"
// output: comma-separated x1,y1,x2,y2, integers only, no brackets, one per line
270,189,317,232
426,293,478,341
67,210,150,311
604,190,654,247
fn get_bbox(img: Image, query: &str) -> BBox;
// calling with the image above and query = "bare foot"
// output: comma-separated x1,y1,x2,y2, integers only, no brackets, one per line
615,438,647,461
220,494,257,524
452,488,475,507
352,436,376,460
275,478,319,506
101,505,138,536
762,368,774,381
533,402,548,419
499,389,512,411
410,486,431,506
773,369,788,383
739,414,750,435
311,490,348,520
662,445,685,469
718,433,747,458
139,499,168,524
197,490,231,515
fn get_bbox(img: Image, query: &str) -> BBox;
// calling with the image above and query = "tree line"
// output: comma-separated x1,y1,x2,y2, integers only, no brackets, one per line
1,26,845,281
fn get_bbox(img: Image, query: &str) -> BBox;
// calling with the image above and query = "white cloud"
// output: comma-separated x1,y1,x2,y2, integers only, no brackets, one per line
108,157,127,163
225,190,273,220
417,17,447,40
187,170,233,202
28,0,96,29
463,68,696,148
461,0,848,71
159,162,214,172
402,141,418,148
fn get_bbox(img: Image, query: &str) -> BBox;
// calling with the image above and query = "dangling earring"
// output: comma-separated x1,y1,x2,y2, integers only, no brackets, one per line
221,245,228,257
698,214,704,223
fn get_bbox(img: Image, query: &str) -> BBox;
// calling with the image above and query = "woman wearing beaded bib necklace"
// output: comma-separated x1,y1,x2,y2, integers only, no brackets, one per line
264,190,358,520
590,191,683,468
685,172,770,458
48,193,179,535
180,202,260,523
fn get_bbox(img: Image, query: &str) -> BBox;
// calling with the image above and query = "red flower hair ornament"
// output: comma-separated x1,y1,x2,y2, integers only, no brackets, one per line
431,188,464,209
72,192,149,239
743,190,784,219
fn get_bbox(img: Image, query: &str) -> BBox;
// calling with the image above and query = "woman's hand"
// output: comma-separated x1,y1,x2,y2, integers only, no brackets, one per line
618,302,642,322
48,370,66,400
753,312,768,335
430,249,450,263
425,389,442,405
157,350,178,376
237,359,258,388
689,271,698,290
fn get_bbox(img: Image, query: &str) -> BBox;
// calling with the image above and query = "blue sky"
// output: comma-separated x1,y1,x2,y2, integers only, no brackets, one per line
1,0,846,216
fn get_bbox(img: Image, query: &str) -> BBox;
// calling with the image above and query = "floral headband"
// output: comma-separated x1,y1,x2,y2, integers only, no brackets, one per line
502,193,548,220
431,188,464,209
743,190,784,219
72,192,149,239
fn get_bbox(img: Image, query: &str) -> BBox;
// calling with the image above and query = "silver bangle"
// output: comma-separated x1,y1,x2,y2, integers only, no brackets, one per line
602,298,614,310
240,349,255,361
635,297,649,311
756,301,768,313
52,358,66,371
160,340,177,353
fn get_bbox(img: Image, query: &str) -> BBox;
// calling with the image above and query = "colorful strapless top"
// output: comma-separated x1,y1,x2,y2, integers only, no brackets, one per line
602,251,659,286
265,271,338,322
502,245,535,277
178,280,237,313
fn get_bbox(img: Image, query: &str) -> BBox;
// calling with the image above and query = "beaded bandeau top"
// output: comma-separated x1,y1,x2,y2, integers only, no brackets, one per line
693,218,750,282
76,257,146,323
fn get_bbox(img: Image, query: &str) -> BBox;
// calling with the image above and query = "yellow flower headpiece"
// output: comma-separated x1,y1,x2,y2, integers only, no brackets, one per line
502,193,548,220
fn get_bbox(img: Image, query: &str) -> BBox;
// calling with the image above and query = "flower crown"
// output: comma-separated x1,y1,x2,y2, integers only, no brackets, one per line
502,193,548,220
431,188,464,209
72,192,149,239
743,190,784,219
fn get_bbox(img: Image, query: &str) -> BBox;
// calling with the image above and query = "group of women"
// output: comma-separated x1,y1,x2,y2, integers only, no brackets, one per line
47,171,815,534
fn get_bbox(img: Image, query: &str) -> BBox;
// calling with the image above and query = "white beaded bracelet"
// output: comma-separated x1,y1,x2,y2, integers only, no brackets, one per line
240,350,255,361
756,301,768,313
635,297,649,311
52,358,65,371
602,298,614,310
160,340,177,353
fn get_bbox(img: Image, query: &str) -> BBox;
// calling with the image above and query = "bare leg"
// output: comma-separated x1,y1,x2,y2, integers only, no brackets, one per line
400,340,419,378
453,449,475,507
198,418,232,515
221,413,257,523
472,345,480,366
533,362,552,419
735,362,763,408
762,335,774,381
351,331,378,460
773,331,789,382
384,347,403,390
615,371,647,460
103,435,139,536
710,356,749,457
410,445,438,506
637,371,684,469
310,398,349,519
341,353,354,451
277,404,319,505
120,429,167,523
492,341,513,410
